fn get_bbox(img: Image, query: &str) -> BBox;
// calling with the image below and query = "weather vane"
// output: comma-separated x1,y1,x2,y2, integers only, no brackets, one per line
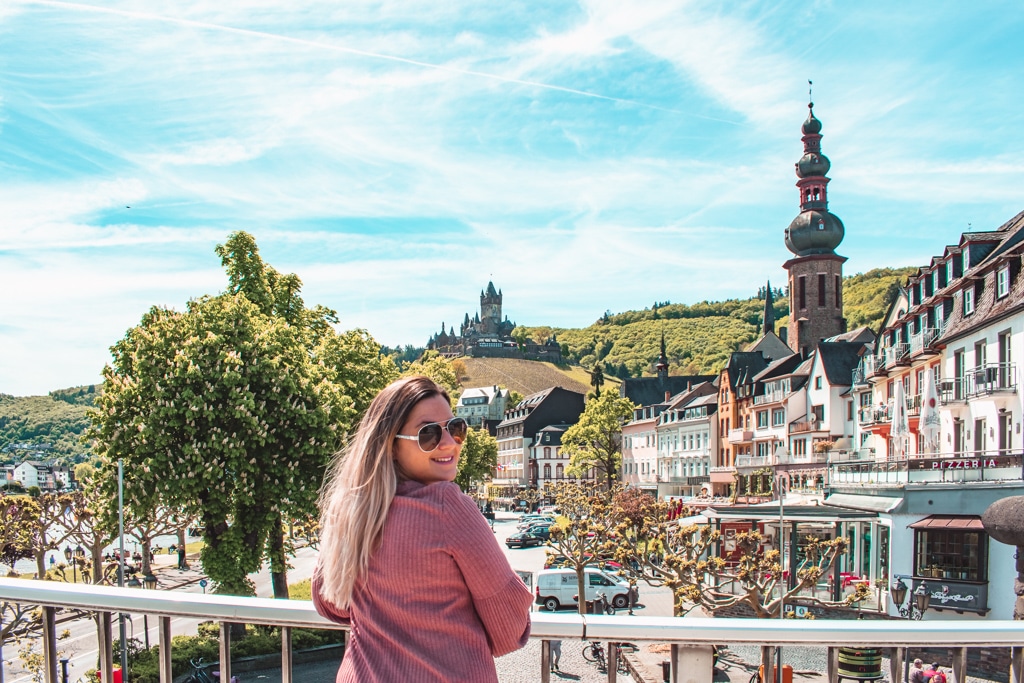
808,79,813,105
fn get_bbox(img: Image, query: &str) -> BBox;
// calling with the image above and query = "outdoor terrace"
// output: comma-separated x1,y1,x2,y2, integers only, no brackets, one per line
829,450,1023,486
3,579,1024,683
940,363,1018,403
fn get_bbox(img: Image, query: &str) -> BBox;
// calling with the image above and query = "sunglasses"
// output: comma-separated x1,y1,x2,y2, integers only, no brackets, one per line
395,417,468,452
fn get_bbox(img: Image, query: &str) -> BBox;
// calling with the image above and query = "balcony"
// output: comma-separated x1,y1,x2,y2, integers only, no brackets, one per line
883,343,910,368
753,391,786,405
735,454,774,469
3,578,1023,683
789,419,822,434
909,327,941,357
830,450,1024,486
859,404,891,425
941,364,1018,403
728,428,754,443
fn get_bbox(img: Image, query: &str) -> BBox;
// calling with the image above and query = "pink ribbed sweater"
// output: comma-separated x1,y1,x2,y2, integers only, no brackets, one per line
313,480,533,683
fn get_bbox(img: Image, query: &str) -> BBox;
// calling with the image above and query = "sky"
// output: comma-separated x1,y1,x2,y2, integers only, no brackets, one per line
2,1,1023,396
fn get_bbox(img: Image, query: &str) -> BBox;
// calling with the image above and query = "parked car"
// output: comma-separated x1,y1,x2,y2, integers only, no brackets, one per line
535,567,634,611
505,531,543,549
517,515,554,530
522,523,552,541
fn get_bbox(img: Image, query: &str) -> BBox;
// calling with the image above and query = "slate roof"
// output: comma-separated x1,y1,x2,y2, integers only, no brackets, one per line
619,374,716,408
745,331,794,362
816,341,867,386
725,352,769,388
826,326,876,345
751,353,804,383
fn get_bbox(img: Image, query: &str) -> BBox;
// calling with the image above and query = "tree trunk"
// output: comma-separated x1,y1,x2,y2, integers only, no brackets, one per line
577,566,587,615
269,515,289,599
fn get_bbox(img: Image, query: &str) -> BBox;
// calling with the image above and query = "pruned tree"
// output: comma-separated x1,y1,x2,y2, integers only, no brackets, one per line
562,392,636,490
545,481,620,615
610,491,864,617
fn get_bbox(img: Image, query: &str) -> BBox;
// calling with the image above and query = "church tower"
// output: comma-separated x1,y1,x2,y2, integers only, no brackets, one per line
783,101,847,356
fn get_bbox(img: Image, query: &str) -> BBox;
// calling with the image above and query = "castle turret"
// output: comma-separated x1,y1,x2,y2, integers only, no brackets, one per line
783,101,847,356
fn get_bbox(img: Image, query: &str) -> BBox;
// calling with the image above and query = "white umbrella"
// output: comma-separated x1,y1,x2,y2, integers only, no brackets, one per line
891,380,910,460
918,367,941,455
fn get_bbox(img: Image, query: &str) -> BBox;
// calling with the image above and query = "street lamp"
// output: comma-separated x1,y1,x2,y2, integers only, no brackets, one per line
63,546,76,583
890,576,930,620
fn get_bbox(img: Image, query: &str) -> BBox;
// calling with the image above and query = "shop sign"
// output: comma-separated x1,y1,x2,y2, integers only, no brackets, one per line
910,457,1015,471
911,578,988,613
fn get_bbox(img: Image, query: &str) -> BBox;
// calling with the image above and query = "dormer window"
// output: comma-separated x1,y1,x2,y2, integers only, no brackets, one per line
947,259,955,283
964,286,975,315
997,266,1010,299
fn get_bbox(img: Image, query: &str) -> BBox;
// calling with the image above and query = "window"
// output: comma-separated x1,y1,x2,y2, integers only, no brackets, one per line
815,376,823,390
543,463,551,479
772,409,785,427
947,258,955,283
847,400,854,421
997,266,1010,298
798,276,807,309
818,273,826,307
544,447,551,458
835,275,841,308
812,405,824,422
964,286,975,315
757,411,768,428
792,439,807,457
914,528,987,582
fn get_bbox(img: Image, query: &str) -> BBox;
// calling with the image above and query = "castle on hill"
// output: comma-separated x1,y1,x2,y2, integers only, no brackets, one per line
426,281,563,362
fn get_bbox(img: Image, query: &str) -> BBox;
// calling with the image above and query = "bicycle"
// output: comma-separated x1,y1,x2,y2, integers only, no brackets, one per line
582,640,608,671
186,658,240,683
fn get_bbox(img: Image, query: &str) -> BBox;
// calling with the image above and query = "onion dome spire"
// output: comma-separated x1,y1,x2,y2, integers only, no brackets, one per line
784,97,845,257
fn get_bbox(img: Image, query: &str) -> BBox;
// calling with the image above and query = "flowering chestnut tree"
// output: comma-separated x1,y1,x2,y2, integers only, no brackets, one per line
90,232,396,596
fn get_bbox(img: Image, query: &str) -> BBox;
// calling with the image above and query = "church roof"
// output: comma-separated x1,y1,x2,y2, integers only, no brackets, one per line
619,374,717,408
745,331,795,362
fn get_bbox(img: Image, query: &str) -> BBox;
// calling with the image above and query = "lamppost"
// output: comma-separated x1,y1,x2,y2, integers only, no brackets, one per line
126,573,152,651
891,576,931,683
890,575,931,619
63,546,75,583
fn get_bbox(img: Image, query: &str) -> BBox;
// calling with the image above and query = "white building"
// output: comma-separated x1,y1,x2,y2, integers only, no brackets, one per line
655,382,718,499
455,385,511,428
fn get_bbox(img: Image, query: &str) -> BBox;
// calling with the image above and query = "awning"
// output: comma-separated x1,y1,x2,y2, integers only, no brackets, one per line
909,515,984,530
825,493,903,513
675,514,709,526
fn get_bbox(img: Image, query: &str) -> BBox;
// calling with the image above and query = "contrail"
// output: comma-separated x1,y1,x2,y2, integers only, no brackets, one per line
27,0,741,123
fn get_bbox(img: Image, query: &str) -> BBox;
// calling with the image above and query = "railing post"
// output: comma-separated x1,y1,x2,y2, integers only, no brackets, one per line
951,647,967,683
218,622,231,682
1011,646,1024,683
540,640,550,683
761,646,775,683
608,642,618,683
281,626,293,683
42,605,57,683
670,644,713,683
887,647,902,683
158,616,172,683
827,647,838,683
99,612,114,683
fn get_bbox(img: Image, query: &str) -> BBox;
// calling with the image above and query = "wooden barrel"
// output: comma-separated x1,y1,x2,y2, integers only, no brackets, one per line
837,647,883,681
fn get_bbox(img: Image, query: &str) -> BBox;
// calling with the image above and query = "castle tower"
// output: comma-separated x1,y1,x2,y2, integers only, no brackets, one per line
480,281,502,333
783,101,847,356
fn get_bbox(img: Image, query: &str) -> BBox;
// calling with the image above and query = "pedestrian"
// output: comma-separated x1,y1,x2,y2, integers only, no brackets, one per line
550,639,562,672
313,376,532,683
910,659,926,683
177,545,187,570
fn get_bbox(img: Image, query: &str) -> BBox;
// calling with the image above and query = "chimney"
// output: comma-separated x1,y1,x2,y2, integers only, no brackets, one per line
665,391,671,402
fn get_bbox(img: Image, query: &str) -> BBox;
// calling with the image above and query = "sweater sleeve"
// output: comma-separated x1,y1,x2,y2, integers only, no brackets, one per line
442,484,532,657
311,565,351,626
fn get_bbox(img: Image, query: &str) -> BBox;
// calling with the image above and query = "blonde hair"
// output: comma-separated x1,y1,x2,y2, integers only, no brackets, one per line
317,376,450,609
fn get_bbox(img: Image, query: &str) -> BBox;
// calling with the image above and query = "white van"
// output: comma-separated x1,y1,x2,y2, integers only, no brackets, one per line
535,567,633,612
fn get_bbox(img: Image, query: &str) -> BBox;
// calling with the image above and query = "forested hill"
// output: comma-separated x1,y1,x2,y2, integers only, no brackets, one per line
0,385,97,466
523,266,916,379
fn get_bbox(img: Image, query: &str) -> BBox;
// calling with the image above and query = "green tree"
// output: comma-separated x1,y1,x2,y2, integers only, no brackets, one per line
511,327,531,352
90,232,396,597
562,392,636,490
589,362,605,397
454,427,497,493
402,351,460,400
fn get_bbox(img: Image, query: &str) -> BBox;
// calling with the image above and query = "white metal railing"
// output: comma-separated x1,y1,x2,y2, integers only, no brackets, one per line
2,579,1024,683
909,328,940,355
884,343,910,368
753,392,785,405
830,450,1023,486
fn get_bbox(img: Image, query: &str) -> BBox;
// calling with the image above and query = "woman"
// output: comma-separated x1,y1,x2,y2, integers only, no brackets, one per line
313,376,532,682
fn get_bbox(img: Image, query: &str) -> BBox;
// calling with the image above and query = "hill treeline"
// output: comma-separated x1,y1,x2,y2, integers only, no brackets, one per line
523,266,915,378
0,386,97,465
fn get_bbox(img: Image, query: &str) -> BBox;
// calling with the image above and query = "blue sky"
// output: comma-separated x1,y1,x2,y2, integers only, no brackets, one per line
2,1,1023,396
